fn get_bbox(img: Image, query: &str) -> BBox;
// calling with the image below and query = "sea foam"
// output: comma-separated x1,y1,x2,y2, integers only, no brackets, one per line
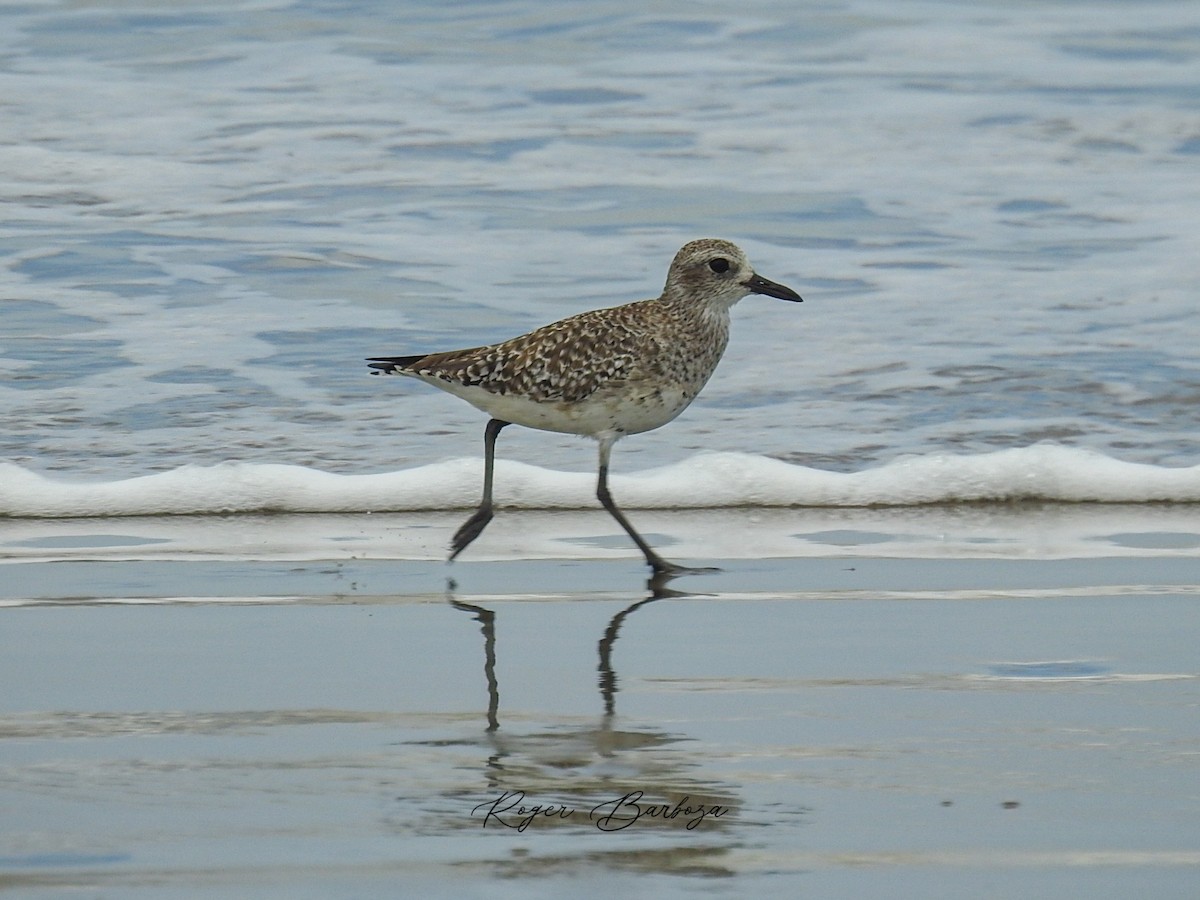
1,445,1197,518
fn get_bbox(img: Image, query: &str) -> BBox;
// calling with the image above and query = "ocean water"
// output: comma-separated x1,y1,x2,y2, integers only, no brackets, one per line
3,0,1200,515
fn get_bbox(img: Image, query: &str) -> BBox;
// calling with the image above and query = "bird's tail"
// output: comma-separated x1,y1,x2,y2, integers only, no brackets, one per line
366,355,427,375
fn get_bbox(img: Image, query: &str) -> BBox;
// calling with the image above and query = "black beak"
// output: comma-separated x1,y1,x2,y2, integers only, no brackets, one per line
744,272,802,302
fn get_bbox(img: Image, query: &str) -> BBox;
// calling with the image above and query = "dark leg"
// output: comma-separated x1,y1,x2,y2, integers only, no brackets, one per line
450,418,510,561
595,436,686,576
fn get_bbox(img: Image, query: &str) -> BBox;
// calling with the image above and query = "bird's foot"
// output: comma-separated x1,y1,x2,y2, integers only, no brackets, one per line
649,557,721,578
646,560,719,598
449,505,494,560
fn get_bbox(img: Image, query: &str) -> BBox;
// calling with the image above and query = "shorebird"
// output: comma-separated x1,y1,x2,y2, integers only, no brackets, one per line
368,238,801,576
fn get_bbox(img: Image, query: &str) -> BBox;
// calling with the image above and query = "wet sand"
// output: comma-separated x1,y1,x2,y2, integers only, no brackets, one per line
3,508,1199,898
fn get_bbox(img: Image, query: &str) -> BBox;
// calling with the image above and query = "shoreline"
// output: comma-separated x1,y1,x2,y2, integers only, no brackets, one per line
4,508,1198,897
3,502,1200,566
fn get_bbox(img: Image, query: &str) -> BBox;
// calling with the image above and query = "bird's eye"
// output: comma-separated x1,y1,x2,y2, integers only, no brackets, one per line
708,257,730,274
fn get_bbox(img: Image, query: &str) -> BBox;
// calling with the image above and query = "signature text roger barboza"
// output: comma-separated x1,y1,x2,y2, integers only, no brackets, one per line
471,790,730,832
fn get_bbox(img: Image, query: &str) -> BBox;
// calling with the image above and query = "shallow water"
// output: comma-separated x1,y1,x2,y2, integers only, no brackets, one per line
3,527,1200,898
4,509,1200,897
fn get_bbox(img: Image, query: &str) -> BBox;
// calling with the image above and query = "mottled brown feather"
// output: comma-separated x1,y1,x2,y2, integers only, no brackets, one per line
388,298,699,404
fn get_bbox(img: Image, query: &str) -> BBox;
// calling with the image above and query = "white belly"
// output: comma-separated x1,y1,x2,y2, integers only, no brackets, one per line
416,375,700,437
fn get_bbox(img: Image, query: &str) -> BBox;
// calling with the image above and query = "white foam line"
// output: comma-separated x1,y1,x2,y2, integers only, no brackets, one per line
3,446,1200,518
0,596,309,608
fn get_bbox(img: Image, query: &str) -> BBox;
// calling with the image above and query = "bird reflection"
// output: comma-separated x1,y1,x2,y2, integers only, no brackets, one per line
413,578,741,847
447,593,499,734
448,575,682,731
596,593,663,718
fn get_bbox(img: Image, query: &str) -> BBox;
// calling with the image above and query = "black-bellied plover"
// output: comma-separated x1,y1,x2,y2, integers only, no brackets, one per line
368,238,801,576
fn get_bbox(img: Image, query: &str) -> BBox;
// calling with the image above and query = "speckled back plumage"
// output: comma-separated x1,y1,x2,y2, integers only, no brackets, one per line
368,239,799,438
397,297,726,404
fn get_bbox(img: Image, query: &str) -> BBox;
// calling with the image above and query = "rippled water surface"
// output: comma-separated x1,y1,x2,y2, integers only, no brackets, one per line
4,0,1199,482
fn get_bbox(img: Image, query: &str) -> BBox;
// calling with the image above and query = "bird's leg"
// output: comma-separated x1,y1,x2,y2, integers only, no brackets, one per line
450,418,510,561
595,437,688,576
